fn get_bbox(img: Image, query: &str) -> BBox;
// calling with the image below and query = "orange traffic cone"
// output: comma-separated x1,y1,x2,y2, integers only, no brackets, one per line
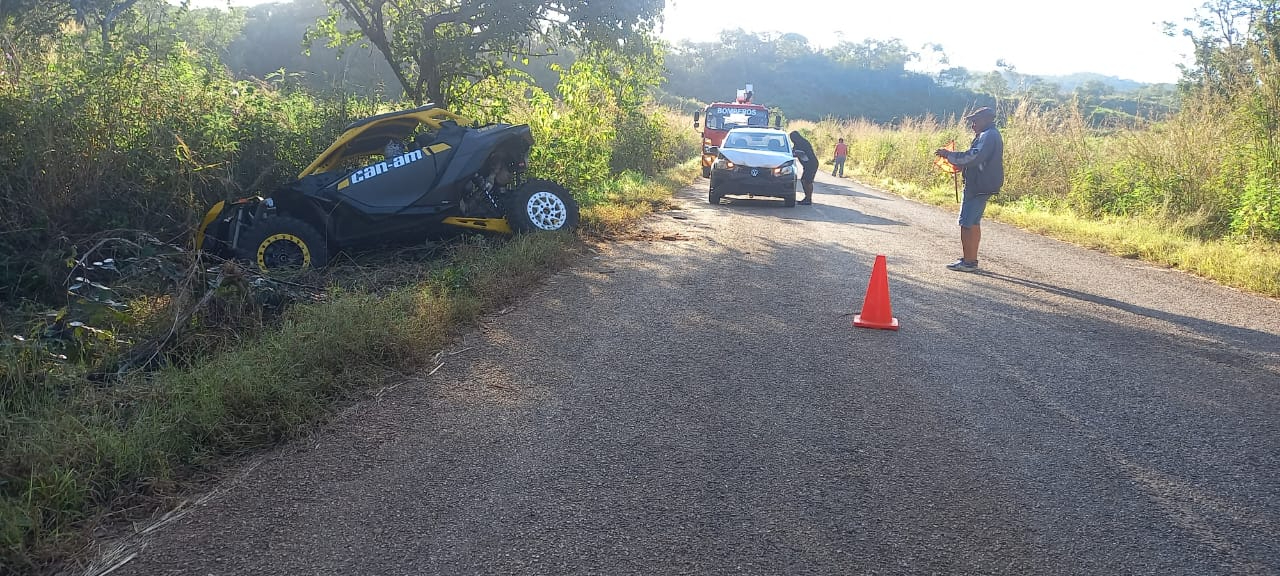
854,254,900,331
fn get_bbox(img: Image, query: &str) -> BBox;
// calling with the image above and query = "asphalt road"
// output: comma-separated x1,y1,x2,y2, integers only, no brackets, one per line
99,172,1280,576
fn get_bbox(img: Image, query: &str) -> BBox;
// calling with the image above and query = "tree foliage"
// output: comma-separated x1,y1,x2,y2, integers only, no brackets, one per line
0,0,72,41
227,0,396,97
308,0,663,106
824,37,916,72
1170,0,1280,239
1168,0,1275,93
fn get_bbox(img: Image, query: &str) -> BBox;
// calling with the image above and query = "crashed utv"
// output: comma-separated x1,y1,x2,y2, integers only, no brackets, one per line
195,105,578,272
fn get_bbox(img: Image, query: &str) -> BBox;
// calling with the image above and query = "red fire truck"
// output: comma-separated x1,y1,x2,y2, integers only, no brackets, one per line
693,84,782,178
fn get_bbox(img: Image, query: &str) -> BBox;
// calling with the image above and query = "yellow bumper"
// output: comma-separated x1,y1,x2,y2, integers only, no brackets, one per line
194,201,226,251
442,217,513,234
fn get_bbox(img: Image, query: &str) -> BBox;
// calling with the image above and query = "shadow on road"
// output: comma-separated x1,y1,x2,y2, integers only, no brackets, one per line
814,176,892,201
979,270,1280,355
715,197,904,227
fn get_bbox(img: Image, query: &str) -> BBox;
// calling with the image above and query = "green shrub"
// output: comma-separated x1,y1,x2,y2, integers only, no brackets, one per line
521,62,618,206
1232,167,1280,240
610,109,698,177
0,40,379,307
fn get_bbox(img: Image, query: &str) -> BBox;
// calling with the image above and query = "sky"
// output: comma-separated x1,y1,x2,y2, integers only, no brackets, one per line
187,0,1205,84
659,0,1206,84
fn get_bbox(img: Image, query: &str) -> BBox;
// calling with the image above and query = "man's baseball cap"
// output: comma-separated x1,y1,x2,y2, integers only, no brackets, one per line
964,107,996,120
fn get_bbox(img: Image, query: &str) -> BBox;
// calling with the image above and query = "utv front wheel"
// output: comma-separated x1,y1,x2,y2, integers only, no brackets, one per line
508,179,580,232
236,216,329,273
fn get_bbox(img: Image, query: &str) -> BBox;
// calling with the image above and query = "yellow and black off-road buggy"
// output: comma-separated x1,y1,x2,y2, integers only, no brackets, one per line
195,105,579,272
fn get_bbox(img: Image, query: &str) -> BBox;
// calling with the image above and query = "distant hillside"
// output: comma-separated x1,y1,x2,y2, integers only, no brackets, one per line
1038,72,1156,93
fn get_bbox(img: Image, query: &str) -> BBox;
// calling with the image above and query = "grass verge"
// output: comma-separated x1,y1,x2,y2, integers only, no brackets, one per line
1,162,700,574
853,170,1280,298
792,104,1280,299
580,163,703,236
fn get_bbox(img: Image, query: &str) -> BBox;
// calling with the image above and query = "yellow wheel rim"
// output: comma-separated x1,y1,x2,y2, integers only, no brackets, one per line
256,234,311,271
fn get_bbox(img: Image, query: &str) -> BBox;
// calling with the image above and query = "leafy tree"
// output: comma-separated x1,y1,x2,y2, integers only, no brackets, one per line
309,0,662,107
773,32,810,61
226,0,397,96
936,66,972,89
1,0,73,41
1074,80,1114,108
1166,0,1258,93
1021,77,1063,102
978,70,1009,100
825,38,915,72
68,0,143,46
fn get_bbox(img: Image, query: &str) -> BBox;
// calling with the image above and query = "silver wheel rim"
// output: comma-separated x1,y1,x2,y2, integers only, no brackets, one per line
526,190,568,230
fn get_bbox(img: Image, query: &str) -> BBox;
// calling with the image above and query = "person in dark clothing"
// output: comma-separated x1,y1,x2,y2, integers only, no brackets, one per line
934,106,1004,272
789,131,819,205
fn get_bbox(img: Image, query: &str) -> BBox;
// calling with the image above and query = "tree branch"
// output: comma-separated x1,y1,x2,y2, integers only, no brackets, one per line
336,0,418,102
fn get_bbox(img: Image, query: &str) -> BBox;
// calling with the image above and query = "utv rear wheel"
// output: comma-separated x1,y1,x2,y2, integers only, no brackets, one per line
236,216,328,273
708,178,721,205
508,179,579,232
701,165,711,179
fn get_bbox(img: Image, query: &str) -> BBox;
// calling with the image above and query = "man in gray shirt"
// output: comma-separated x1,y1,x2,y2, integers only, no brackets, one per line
934,106,1004,272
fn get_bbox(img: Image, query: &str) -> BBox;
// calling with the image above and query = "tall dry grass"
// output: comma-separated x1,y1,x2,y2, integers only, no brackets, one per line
806,99,1280,297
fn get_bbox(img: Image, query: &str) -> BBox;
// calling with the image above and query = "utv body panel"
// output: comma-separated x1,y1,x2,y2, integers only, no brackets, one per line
194,105,576,272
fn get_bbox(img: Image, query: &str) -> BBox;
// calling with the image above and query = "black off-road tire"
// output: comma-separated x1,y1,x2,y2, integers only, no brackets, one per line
236,215,329,273
702,165,711,179
508,179,580,233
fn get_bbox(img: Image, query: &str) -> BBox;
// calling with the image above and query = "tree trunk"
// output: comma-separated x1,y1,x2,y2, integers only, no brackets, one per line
421,51,445,108
335,0,418,104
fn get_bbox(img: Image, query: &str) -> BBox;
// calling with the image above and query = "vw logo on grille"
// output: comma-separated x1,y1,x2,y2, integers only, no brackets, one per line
751,168,759,177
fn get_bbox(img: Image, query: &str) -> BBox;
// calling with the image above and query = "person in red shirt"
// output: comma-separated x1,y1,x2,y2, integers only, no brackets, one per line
832,137,848,177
